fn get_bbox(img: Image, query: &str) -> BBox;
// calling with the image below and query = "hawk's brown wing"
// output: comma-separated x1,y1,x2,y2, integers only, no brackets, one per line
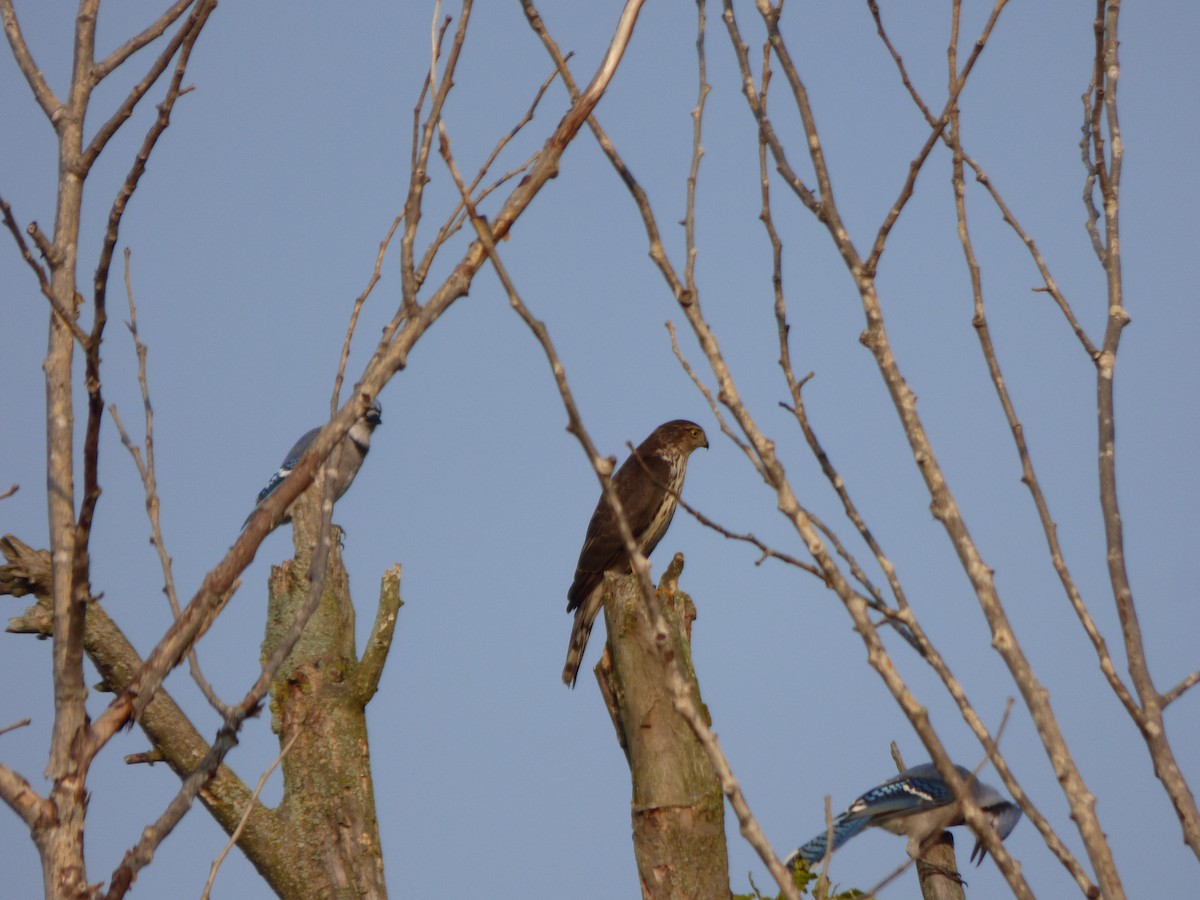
566,448,672,613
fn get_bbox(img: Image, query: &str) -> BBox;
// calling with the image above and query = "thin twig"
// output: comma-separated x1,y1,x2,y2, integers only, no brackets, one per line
866,854,919,898
81,0,213,171
867,0,1097,357
413,60,560,291
0,195,89,345
111,249,228,715
673,489,822,579
1163,672,1200,708
743,35,917,636
0,0,60,119
863,0,1009,272
354,565,404,703
0,718,31,737
93,0,195,81
200,730,300,900
92,2,212,325
332,213,404,413
665,321,761,476
397,11,463,318
682,0,708,298
0,759,48,830
941,17,1136,881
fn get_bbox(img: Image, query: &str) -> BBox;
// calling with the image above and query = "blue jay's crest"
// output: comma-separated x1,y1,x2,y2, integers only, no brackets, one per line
243,400,382,531
786,763,1021,869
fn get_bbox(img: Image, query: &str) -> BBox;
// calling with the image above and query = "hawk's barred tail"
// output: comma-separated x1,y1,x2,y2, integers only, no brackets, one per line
561,597,598,687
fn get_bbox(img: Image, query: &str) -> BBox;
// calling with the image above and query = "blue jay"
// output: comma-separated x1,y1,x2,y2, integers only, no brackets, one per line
786,763,1021,869
243,401,382,530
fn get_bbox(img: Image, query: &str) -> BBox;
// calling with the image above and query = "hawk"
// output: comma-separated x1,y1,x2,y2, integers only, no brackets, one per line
562,419,709,686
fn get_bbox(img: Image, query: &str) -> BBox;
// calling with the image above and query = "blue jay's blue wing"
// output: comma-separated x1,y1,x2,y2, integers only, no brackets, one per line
787,763,1021,869
848,763,960,817
253,428,320,507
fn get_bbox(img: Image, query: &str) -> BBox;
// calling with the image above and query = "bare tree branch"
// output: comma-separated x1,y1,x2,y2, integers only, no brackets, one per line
399,10,464,315
0,195,89,345
110,249,229,715
91,2,212,322
332,214,404,412
81,0,214,171
865,0,1098,360
1084,2,1200,860
355,565,404,703
92,0,195,81
33,7,110,891
719,4,1122,894
0,761,49,831
0,0,60,119
865,12,1114,713
412,57,560,295
1163,672,1200,708
0,717,31,737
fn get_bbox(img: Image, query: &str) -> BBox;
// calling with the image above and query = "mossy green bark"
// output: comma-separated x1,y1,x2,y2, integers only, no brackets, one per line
262,495,388,899
600,561,731,900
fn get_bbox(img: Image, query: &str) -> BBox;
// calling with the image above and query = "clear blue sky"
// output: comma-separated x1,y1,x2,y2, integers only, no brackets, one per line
2,2,1197,897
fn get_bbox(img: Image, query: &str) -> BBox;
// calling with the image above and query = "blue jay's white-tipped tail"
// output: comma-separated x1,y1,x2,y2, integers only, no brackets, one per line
785,813,870,868
242,400,382,532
